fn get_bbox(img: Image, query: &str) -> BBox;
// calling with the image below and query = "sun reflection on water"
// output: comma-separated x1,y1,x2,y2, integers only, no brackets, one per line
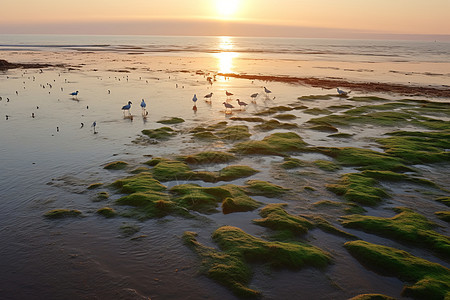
215,36,239,74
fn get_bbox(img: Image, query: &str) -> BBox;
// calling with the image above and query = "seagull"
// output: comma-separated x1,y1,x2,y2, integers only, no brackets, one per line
122,101,132,116
223,102,234,113
250,93,259,102
337,88,351,96
236,99,248,109
70,91,79,97
192,94,198,104
263,87,272,94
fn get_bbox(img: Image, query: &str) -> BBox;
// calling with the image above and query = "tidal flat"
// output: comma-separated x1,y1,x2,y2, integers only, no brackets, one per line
1,48,449,300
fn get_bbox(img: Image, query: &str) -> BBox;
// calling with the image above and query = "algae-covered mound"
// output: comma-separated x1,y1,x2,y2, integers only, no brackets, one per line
142,127,176,140
313,159,341,172
254,119,298,131
244,180,289,197
217,165,259,181
280,157,306,169
87,182,103,189
215,125,251,141
230,116,265,123
341,207,450,258
156,117,185,124
318,147,409,172
436,196,450,207
97,207,117,218
145,159,195,182
170,183,261,214
273,114,296,120
44,209,82,219
231,132,308,156
255,106,294,116
181,151,236,165
435,211,450,222
345,240,450,300
253,204,314,235
111,172,167,194
348,294,396,300
308,124,339,133
310,215,357,239
326,173,389,206
184,226,330,298
104,161,128,170
377,131,450,164
303,108,332,115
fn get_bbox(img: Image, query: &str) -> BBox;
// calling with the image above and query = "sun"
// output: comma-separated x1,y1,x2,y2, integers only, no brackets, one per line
216,0,240,18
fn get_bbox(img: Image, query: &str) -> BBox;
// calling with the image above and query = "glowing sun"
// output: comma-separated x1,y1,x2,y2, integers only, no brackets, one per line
216,0,240,18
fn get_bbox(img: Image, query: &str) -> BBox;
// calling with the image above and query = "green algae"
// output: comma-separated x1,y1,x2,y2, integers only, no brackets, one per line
376,131,450,164
231,132,308,156
327,132,353,138
142,127,176,140
255,106,294,116
344,240,450,300
156,117,185,124
148,160,194,182
96,191,109,200
97,207,117,218
348,294,396,300
319,147,409,172
436,196,450,207
309,124,339,133
215,125,251,141
192,131,218,140
313,160,341,171
341,207,450,258
298,94,333,101
104,161,128,170
326,173,389,206
181,151,236,165
280,157,306,169
44,209,82,219
303,108,332,115
360,170,437,187
310,215,357,239
253,204,314,235
87,182,103,189
170,183,260,214
244,180,289,197
254,119,298,131
273,113,296,120
217,165,259,181
348,96,389,102
111,172,167,194
130,167,151,174
229,116,265,122
435,211,450,222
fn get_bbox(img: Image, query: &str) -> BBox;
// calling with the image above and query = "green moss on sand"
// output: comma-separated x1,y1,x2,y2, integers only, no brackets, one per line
244,180,289,197
217,165,259,181
435,211,450,222
281,157,306,169
309,124,339,133
184,227,330,297
345,240,450,300
97,207,117,218
348,96,389,102
313,160,341,171
148,159,195,182
253,204,314,235
44,209,82,219
436,196,450,207
142,127,176,140
87,182,103,189
181,151,236,165
310,215,357,239
230,116,265,122
254,119,298,131
232,132,308,156
377,131,450,164
298,95,333,101
326,173,389,206
327,133,353,138
156,117,185,124
104,161,128,170
341,207,450,258
255,106,294,116
215,125,251,141
96,191,109,200
192,131,219,140
319,147,409,172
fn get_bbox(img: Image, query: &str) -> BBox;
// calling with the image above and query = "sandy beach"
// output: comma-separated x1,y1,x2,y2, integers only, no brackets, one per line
1,37,449,300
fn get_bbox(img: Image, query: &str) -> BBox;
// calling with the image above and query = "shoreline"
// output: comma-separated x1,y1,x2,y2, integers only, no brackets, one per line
218,72,450,98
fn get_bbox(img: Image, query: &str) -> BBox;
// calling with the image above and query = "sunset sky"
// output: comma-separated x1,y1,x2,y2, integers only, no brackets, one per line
1,0,449,39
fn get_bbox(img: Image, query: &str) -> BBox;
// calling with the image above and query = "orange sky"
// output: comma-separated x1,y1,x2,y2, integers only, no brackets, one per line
1,0,449,38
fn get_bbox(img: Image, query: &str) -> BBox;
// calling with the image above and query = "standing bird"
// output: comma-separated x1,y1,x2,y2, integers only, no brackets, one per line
70,91,79,98
225,90,233,98
92,121,97,134
204,92,213,102
250,93,259,103
223,102,234,113
236,99,248,110
140,99,148,116
337,88,351,96
192,94,198,104
122,101,132,116
263,87,272,96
